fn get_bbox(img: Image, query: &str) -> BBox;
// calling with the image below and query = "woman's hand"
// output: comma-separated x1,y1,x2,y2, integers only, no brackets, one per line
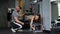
33,27,35,30
32,27,35,30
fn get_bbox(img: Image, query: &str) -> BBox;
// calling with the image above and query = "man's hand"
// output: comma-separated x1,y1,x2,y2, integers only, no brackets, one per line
19,13,25,17
21,22,24,25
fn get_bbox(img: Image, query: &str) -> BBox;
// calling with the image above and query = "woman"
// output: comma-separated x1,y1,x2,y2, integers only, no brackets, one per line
30,14,41,30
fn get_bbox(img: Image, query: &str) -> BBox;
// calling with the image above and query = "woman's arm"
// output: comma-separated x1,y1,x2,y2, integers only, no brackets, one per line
30,16,35,30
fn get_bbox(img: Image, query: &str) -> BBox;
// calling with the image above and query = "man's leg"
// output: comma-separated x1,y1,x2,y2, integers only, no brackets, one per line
11,22,23,32
14,22,22,29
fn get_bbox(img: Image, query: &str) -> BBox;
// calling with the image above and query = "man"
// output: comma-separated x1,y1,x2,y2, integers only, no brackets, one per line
11,6,24,32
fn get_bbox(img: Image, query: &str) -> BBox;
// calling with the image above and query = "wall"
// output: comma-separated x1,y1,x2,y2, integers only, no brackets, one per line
15,0,18,7
0,0,15,28
24,0,38,12
24,0,30,10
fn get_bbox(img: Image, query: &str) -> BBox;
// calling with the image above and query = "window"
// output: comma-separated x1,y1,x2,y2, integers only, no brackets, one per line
58,2,60,16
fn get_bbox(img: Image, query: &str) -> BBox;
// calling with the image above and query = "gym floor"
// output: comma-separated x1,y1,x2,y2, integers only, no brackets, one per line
0,28,60,34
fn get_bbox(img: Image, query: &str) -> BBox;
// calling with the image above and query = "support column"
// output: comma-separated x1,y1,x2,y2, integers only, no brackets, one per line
42,0,51,31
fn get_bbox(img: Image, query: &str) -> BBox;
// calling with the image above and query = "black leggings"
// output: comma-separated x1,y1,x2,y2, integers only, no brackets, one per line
10,22,20,29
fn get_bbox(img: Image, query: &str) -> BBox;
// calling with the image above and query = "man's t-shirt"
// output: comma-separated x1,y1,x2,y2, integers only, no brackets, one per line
12,11,21,22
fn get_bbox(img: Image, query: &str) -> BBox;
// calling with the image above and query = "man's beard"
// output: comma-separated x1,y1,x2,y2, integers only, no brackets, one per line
17,10,19,12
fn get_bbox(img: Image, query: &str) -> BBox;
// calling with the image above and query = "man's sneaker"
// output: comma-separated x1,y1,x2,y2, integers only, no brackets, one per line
11,28,16,32
17,29,23,32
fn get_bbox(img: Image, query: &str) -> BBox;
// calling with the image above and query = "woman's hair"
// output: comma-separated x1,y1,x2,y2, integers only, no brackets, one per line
34,14,41,22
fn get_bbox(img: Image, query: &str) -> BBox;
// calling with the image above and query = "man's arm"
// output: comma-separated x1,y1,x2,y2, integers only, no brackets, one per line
14,16,24,25
19,13,25,17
